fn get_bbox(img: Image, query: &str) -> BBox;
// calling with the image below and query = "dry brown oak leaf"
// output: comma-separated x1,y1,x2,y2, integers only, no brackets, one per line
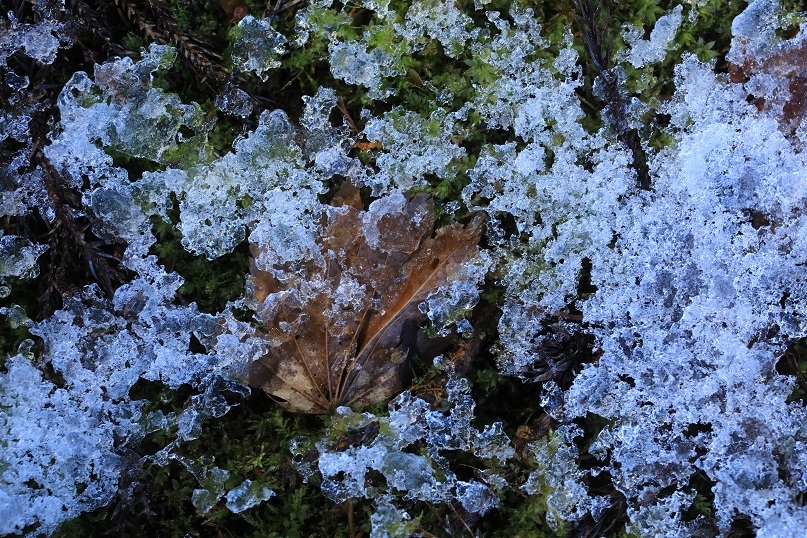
249,184,484,414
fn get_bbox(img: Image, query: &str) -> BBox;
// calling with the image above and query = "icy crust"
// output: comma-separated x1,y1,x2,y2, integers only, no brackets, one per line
0,355,121,536
0,10,71,67
307,376,608,535
522,425,610,532
2,1,807,535
448,1,807,533
459,10,635,377
394,0,479,59
48,46,354,262
137,108,324,260
1,45,357,533
572,53,807,532
231,15,288,82
0,274,268,535
295,376,514,533
0,235,48,280
480,5,807,536
363,108,466,196
619,5,683,68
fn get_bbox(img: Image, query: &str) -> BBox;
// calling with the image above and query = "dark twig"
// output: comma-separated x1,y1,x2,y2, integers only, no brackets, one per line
32,149,130,313
574,0,651,190
69,0,128,60
109,0,229,87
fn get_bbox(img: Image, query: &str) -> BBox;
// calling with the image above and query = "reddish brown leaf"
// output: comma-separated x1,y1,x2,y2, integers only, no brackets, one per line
248,183,484,413
730,33,807,131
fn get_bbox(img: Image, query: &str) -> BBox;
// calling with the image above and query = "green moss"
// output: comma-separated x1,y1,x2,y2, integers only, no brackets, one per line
149,215,250,314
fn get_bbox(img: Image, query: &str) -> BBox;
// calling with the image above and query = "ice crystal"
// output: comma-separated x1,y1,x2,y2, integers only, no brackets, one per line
0,235,48,280
419,250,491,336
370,496,416,538
215,85,253,118
231,16,288,82
0,271,265,533
3,0,807,534
362,108,465,195
0,12,70,67
619,5,683,68
394,0,477,58
328,40,402,100
299,373,513,526
522,426,609,531
225,479,276,513
485,1,807,532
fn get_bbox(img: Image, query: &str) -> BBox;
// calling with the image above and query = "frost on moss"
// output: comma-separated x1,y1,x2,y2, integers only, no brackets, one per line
3,0,807,535
295,374,514,529
0,236,48,281
0,275,267,534
231,15,288,82
362,108,466,195
522,426,609,532
484,1,807,534
619,5,683,68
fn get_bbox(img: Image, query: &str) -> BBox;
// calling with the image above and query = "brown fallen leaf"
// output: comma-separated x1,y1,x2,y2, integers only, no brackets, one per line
729,30,807,132
219,0,249,23
249,183,484,413
353,140,382,151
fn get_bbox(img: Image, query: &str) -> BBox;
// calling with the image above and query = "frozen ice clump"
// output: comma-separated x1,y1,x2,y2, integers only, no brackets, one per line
136,108,325,260
395,0,477,58
178,457,231,513
48,46,337,262
0,235,48,280
361,189,430,251
457,1,807,533
0,355,122,536
300,376,513,527
362,108,465,195
729,0,789,59
328,40,402,100
420,251,492,336
300,87,362,177
46,45,205,190
231,16,288,82
0,151,51,219
522,5,807,534
225,479,276,513
466,8,567,140
619,5,683,68
522,425,609,531
0,265,265,533
215,85,253,118
292,0,352,49
0,10,71,67
725,0,807,137
370,496,416,538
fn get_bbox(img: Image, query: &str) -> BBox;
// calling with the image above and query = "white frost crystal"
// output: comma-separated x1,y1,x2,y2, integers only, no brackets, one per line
329,40,402,100
363,108,465,195
620,5,683,68
523,426,609,531
301,377,514,527
225,479,276,513
0,273,265,534
4,0,807,535
231,16,288,82
484,1,807,533
0,235,48,280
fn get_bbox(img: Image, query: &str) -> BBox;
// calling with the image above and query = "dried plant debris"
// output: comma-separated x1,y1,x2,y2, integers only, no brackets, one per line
249,183,486,413
727,0,807,134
